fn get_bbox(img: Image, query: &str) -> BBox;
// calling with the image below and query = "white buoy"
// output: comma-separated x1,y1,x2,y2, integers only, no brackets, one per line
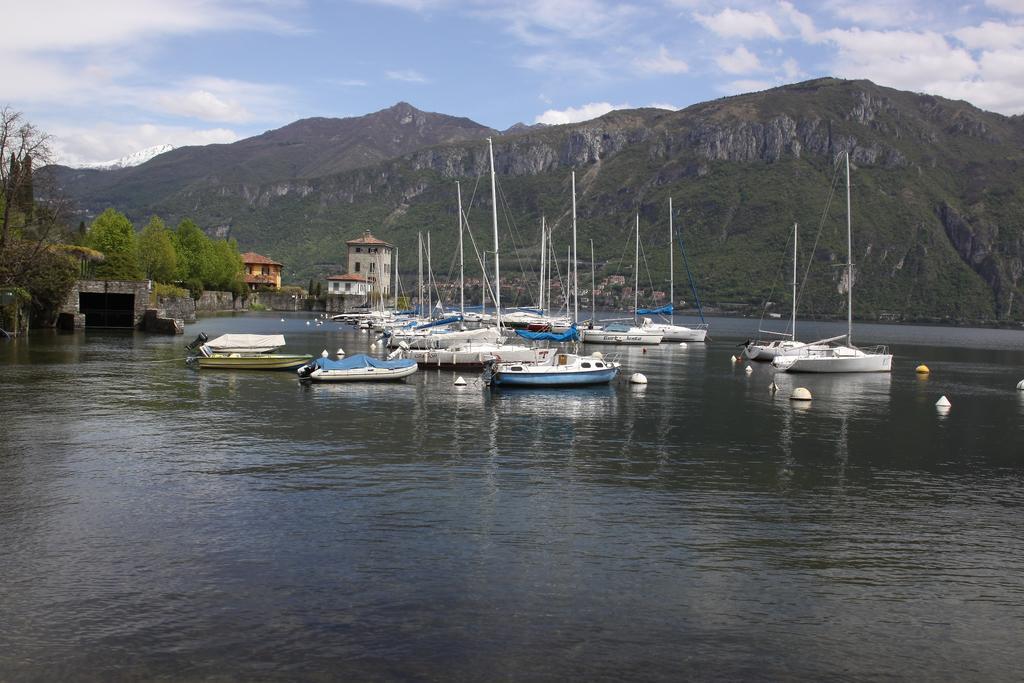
745,365,753,375
769,380,778,393
370,341,377,350
335,348,345,358
679,342,687,347
936,396,951,408
730,355,737,362
1017,379,1024,391
280,318,285,322
630,373,648,385
320,349,329,358
454,376,467,386
790,387,812,401
306,320,311,325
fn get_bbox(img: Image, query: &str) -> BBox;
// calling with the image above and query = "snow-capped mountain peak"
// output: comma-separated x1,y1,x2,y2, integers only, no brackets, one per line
79,144,175,170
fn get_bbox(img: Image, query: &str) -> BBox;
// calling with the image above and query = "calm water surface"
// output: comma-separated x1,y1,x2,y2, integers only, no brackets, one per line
1,313,1022,681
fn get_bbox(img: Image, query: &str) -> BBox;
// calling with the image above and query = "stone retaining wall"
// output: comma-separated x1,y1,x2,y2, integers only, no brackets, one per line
157,296,197,323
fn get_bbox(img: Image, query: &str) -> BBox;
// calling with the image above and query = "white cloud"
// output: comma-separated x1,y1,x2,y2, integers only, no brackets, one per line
648,102,680,111
781,57,802,80
534,101,630,124
693,8,783,39
386,69,429,83
954,21,1024,49
3,0,299,53
823,28,979,87
49,122,240,167
778,1,820,42
824,0,921,28
718,79,776,95
480,0,639,45
716,46,763,74
986,0,1024,14
634,46,689,75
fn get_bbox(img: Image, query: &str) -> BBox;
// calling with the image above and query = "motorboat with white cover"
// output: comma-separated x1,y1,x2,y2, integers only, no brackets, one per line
639,317,707,342
296,354,418,382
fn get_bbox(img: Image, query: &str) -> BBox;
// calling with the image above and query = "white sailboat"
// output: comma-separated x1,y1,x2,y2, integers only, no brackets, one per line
410,139,552,369
772,152,893,373
743,223,816,361
581,214,663,345
640,197,708,343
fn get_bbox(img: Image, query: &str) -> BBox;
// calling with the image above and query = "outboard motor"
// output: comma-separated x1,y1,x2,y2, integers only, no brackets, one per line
296,360,317,379
185,332,209,352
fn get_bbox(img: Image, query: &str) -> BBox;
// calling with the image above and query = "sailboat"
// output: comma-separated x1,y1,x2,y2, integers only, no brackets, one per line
772,152,893,373
414,140,556,370
487,166,619,387
639,197,709,342
743,223,817,361
580,214,663,345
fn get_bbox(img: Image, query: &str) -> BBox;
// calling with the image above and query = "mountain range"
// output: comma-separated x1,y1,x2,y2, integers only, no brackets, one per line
49,79,1024,324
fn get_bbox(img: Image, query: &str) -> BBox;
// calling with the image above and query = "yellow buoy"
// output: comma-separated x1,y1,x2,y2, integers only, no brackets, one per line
916,364,930,374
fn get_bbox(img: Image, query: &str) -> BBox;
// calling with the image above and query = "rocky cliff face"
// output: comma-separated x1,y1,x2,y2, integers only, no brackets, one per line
51,79,1024,322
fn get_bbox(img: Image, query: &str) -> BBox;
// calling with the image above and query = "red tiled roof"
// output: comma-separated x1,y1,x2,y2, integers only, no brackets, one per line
346,231,393,248
241,252,282,266
326,274,368,282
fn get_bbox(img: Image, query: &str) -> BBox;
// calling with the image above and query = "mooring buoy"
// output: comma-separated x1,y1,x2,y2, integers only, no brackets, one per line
630,373,648,385
790,387,812,401
916,364,930,374
454,376,467,386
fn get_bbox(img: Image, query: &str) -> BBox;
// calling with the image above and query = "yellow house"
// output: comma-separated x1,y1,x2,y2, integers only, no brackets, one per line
241,252,282,290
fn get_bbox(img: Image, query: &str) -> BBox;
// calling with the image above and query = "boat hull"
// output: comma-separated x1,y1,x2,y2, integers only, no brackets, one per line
580,329,663,345
306,364,419,382
491,367,619,386
774,350,893,373
412,347,554,370
196,354,313,370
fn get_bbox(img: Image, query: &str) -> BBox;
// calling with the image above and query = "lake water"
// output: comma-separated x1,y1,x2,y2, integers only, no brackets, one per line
1,313,1023,681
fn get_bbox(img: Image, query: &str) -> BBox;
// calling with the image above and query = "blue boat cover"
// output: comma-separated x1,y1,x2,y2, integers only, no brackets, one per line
636,304,673,315
310,354,416,370
396,309,417,315
413,315,462,330
514,324,579,341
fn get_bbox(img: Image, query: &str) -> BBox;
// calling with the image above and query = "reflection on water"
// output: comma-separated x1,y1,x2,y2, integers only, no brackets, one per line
1,316,1023,681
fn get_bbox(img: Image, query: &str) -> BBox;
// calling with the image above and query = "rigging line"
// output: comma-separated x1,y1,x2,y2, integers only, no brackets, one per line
795,160,843,317
493,174,538,308
756,226,795,333
676,221,706,324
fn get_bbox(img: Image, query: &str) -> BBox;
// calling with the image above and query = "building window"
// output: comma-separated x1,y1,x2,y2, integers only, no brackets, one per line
356,247,362,253
355,262,361,272
262,266,269,275
345,283,351,292
370,262,376,273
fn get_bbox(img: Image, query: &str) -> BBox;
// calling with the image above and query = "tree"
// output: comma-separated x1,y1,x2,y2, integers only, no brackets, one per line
138,216,177,282
87,208,142,279
1,107,54,251
173,218,212,288
206,238,243,291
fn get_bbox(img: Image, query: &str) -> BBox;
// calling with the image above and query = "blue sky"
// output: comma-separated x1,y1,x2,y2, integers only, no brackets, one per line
7,0,1024,165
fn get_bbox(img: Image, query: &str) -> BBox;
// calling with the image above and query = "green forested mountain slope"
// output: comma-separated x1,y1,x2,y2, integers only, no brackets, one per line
52,78,1024,323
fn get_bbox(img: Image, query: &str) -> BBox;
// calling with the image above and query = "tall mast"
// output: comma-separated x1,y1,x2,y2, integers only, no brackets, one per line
417,232,423,317
792,222,798,341
634,213,640,323
669,197,674,326
590,239,596,322
457,181,464,319
539,216,546,314
571,171,578,323
488,138,501,329
426,231,432,317
845,150,852,345
393,246,398,310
